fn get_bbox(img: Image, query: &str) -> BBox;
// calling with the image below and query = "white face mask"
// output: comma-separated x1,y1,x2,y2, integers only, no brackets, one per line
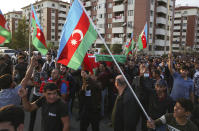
144,73,149,77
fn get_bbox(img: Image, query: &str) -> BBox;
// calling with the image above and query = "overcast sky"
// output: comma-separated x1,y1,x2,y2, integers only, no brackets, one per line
1,0,199,14
1,0,70,14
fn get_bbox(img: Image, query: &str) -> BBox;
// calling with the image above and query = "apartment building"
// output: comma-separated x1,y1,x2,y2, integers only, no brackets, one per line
173,6,199,53
4,11,22,36
81,0,175,55
22,0,70,46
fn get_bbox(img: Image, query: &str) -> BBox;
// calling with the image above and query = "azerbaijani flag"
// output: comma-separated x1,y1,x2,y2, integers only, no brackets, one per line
0,9,11,45
31,5,48,55
125,33,134,55
57,0,97,70
138,23,147,50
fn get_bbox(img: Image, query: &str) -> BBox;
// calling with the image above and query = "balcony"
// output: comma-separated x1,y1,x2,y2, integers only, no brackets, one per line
98,0,106,4
97,8,106,14
97,18,105,24
112,27,124,33
156,28,166,35
157,6,167,13
174,20,181,24
172,44,180,47
173,32,180,36
113,16,125,23
157,0,167,3
98,28,105,34
58,20,65,24
128,5,134,10
87,10,91,16
85,1,91,7
149,28,153,34
95,38,103,44
113,5,125,12
156,17,166,24
113,0,123,1
58,26,63,30
174,26,180,30
112,38,123,44
175,13,181,18
59,14,66,18
155,40,165,46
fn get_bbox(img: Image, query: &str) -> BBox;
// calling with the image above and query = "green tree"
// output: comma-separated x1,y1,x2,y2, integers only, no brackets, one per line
100,45,109,54
47,42,54,49
11,17,29,50
110,44,123,54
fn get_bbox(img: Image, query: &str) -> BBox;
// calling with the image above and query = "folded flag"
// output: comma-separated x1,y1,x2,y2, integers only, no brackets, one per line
57,0,97,70
0,9,11,44
31,5,48,55
138,23,147,50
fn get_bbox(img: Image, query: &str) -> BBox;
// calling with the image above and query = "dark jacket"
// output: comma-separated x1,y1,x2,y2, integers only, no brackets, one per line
114,87,139,131
79,78,101,119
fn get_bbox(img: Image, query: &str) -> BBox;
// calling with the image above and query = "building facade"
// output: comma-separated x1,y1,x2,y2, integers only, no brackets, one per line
173,6,199,53
81,0,175,55
4,11,23,36
22,0,70,46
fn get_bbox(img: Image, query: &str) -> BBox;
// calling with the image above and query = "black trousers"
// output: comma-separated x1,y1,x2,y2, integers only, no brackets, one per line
80,113,100,131
29,94,40,131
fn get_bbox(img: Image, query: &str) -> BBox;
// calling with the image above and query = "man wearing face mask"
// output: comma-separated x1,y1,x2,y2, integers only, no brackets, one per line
168,53,194,103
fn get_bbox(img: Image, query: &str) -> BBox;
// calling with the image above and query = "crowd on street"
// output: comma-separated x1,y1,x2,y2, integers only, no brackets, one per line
0,50,199,131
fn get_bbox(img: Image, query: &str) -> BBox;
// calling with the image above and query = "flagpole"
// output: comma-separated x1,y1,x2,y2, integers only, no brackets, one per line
28,6,32,64
167,0,172,54
77,0,151,121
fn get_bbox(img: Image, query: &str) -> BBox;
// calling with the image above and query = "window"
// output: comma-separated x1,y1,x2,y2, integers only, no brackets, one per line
108,3,112,8
150,11,153,16
127,21,132,28
52,29,55,32
108,14,112,18
108,24,112,28
52,36,55,39
52,3,55,7
107,34,111,38
128,0,133,4
128,10,133,16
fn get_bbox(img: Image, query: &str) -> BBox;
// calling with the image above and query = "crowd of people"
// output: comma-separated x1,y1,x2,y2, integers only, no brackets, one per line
0,50,199,131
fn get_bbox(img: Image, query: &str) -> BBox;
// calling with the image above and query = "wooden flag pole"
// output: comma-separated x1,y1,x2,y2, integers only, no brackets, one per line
77,0,151,121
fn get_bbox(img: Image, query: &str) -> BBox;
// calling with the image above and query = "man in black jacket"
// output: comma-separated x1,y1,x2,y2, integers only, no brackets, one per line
112,75,139,131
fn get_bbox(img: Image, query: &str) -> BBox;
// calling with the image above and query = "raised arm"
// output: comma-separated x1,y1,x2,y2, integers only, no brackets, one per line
168,53,175,75
20,56,37,88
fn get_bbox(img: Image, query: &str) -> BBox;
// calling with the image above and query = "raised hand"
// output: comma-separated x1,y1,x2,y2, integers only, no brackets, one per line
18,87,28,98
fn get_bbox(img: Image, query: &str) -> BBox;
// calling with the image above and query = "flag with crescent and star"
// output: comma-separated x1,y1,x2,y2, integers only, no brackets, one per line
0,9,11,45
125,33,135,55
31,5,48,55
57,0,97,70
138,23,147,50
